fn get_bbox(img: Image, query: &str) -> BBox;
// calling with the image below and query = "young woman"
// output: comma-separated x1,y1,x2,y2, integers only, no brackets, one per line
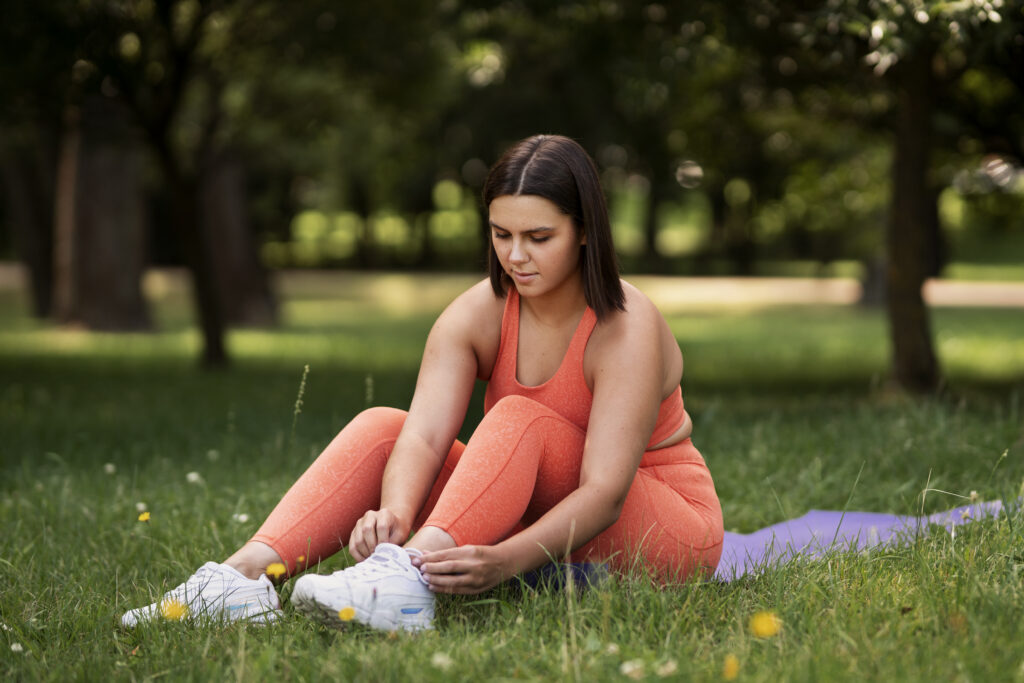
121,135,724,632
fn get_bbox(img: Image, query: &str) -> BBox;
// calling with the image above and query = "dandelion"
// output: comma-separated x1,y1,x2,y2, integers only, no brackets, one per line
722,653,740,680
231,513,250,524
605,643,621,655
656,659,679,677
620,659,645,679
969,490,979,503
135,501,148,512
104,463,116,475
297,555,306,564
1,620,11,631
431,652,454,671
265,562,287,580
160,599,189,621
749,610,782,638
11,642,24,653
185,471,204,485
137,511,151,522
338,606,356,622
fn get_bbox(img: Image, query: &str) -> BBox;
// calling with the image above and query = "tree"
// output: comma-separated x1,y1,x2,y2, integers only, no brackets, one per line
732,0,1023,392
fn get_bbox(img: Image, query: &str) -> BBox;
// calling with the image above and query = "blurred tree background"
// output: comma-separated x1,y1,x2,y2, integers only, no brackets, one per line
0,0,1021,387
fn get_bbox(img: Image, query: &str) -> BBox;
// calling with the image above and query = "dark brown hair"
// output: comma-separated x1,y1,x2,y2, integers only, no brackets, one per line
482,134,625,319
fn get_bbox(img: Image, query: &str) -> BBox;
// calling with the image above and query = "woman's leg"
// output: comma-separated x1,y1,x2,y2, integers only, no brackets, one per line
414,395,586,549
123,406,463,627
571,445,724,582
417,396,723,583
238,406,462,578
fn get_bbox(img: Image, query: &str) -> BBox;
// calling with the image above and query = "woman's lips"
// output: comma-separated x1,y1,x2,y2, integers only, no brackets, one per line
511,270,537,284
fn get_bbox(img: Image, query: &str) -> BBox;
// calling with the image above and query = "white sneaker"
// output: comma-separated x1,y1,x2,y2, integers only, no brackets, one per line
121,562,281,627
291,544,434,632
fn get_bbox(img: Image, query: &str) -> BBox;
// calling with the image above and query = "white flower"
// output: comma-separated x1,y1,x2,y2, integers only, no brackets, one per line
207,449,220,462
11,642,24,653
232,513,250,523
620,659,645,679
0,621,10,631
103,463,116,475
605,643,620,655
186,471,204,485
656,659,678,677
431,652,454,671
970,490,979,503
135,502,148,512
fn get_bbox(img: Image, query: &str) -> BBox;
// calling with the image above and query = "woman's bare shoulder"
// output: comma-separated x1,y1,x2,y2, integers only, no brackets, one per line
587,280,682,391
444,278,505,322
598,280,663,338
436,279,506,376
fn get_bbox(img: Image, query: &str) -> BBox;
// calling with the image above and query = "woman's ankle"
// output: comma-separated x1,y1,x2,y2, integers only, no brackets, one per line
223,541,285,581
406,526,456,553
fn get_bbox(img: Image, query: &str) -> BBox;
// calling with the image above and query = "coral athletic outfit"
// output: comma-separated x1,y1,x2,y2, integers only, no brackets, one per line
252,289,723,581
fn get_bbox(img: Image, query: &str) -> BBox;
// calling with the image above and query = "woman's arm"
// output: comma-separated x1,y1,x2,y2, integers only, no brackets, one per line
348,282,499,560
418,298,667,591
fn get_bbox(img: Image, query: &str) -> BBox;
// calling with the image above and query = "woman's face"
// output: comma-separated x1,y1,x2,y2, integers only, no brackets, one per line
489,194,585,299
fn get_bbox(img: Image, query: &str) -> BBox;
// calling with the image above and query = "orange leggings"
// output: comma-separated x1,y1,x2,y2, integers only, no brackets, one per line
252,395,723,581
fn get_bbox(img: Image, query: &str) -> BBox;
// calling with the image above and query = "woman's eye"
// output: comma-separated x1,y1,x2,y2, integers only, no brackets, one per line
493,232,510,240
530,236,550,243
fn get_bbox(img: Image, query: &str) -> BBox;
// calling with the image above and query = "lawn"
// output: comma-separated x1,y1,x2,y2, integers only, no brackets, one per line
1,271,1023,681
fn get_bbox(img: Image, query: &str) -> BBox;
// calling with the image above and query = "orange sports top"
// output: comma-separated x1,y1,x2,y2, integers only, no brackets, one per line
484,288,686,450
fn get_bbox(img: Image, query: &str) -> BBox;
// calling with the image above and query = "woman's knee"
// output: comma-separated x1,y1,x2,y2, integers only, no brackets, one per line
487,395,552,421
348,406,407,431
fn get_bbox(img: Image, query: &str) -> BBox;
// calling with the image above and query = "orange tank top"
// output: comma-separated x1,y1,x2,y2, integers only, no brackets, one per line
484,289,686,450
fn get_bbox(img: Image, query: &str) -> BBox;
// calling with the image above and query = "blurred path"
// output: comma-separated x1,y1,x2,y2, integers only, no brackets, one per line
0,263,1022,308
629,275,1024,310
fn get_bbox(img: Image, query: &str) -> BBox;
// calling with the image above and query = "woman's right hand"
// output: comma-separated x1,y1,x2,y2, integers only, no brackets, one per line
348,508,410,562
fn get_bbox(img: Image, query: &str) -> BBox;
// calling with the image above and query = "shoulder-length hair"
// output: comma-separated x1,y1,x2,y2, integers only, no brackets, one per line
482,134,625,319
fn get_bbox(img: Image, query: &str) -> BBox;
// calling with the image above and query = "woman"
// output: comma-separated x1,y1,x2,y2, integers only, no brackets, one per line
121,135,724,632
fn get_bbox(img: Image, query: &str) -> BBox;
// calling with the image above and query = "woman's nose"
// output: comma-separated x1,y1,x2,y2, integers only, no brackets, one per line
509,239,527,263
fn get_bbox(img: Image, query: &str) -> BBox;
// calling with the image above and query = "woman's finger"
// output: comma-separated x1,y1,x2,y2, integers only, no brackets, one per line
375,513,392,546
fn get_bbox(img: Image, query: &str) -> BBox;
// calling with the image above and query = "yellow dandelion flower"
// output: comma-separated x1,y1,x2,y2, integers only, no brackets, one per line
137,511,151,522
338,606,356,622
749,610,782,638
160,599,189,621
297,555,306,564
265,562,287,580
722,653,740,680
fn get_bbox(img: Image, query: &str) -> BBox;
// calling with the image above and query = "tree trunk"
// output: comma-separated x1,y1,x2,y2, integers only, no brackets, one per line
199,151,277,327
170,172,228,366
642,180,667,272
52,97,150,330
885,47,940,393
0,128,56,317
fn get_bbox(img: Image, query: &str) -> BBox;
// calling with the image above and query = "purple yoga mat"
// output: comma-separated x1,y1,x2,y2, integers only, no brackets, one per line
713,500,1004,582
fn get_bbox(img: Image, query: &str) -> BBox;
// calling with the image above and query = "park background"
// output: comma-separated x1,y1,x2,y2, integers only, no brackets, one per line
2,1,1024,681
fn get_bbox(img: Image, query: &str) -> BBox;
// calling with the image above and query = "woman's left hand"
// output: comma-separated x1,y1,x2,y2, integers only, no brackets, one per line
411,545,511,594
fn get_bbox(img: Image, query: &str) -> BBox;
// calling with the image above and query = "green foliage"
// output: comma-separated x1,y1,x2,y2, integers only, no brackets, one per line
2,273,1024,679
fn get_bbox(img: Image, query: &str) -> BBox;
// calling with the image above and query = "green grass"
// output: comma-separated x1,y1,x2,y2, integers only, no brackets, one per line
2,272,1024,681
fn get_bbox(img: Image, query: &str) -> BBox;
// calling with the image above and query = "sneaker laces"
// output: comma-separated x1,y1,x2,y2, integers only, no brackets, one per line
341,545,426,585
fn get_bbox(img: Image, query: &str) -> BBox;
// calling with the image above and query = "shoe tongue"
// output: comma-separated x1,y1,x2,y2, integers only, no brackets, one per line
373,543,405,565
